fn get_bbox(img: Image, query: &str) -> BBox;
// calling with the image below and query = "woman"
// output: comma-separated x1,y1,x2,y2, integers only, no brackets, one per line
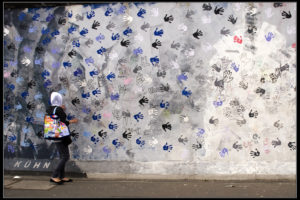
46,92,78,184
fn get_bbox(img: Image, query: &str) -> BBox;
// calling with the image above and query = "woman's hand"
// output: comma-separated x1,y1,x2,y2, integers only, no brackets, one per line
69,119,78,123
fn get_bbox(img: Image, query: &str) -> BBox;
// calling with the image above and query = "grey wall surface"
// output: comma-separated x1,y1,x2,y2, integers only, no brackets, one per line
3,2,296,176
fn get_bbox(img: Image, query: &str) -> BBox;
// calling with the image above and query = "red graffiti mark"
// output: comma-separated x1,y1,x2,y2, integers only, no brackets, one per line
292,43,296,48
234,35,243,44
264,149,270,154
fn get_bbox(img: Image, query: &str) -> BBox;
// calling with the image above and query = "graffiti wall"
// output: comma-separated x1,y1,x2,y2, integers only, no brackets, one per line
4,2,296,176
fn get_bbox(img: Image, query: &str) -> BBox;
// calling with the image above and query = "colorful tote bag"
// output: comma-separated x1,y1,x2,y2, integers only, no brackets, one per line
44,107,70,140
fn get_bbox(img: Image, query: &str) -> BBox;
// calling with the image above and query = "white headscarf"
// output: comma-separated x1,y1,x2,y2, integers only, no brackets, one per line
50,92,63,106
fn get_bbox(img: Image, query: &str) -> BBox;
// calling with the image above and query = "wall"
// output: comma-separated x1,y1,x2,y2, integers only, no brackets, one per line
3,2,296,177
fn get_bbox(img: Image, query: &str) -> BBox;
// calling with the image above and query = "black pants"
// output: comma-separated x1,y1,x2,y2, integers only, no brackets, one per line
52,142,70,179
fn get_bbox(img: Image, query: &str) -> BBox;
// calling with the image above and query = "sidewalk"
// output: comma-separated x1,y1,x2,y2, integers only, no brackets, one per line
4,175,297,198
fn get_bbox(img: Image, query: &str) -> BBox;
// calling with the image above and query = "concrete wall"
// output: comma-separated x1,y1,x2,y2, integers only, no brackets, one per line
4,2,296,177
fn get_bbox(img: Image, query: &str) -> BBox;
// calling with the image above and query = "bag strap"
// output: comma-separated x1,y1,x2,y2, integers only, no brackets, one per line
53,106,58,115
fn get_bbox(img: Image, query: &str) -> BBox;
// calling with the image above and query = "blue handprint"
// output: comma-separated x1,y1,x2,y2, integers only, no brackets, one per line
154,28,164,37
150,56,160,66
105,7,113,16
41,27,50,35
182,87,192,97
265,32,274,42
7,84,15,91
42,37,51,45
50,29,60,37
96,33,105,43
82,107,91,114
81,92,90,99
160,100,170,109
123,27,133,36
106,72,116,81
111,33,120,40
136,137,146,147
34,92,42,101
97,47,106,55
85,57,94,66
110,93,119,101
68,25,76,34
15,36,23,42
163,142,173,152
112,139,122,148
89,69,99,77
74,68,83,76
63,61,72,68
8,134,17,142
46,13,54,22
28,25,37,33
92,112,102,121
92,88,101,96
137,8,146,18
67,10,73,18
134,112,144,122
43,80,52,88
213,100,223,107
67,113,75,120
8,144,15,153
197,128,205,136
52,62,60,68
18,12,26,21
15,102,22,110
80,28,88,37
4,104,11,111
177,73,188,82
91,135,100,144
109,122,118,131
116,5,126,15
87,10,95,19
32,13,40,21
219,148,229,157
231,62,239,72
26,116,34,123
42,70,50,79
133,47,143,56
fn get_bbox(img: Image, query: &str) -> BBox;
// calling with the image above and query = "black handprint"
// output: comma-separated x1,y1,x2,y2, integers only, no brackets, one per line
171,41,180,50
228,15,237,24
164,14,174,23
209,116,219,126
178,135,188,145
70,130,79,140
120,39,130,47
162,122,172,132
288,142,296,150
68,49,77,58
193,29,203,39
122,131,132,140
202,3,212,11
152,39,162,49
220,27,230,36
27,102,35,110
58,17,66,25
273,3,283,7
249,109,258,118
271,138,281,148
214,6,224,15
139,96,149,106
133,65,142,73
71,97,80,106
27,80,36,89
233,141,243,151
255,87,265,96
36,46,44,54
141,22,150,32
106,21,115,31
247,25,257,34
282,11,292,19
160,83,170,92
98,130,107,139
250,148,260,158
192,141,202,150
92,20,100,29
10,69,18,77
7,43,16,51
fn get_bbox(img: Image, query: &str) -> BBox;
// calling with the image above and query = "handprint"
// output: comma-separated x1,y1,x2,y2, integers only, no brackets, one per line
154,28,164,37
288,142,296,150
273,2,283,7
105,7,113,16
92,88,101,96
68,49,77,58
120,39,130,47
122,131,132,140
220,27,230,36
109,122,118,131
162,122,172,132
228,15,237,24
58,17,66,25
202,3,212,11
137,8,146,18
171,41,180,50
159,83,169,92
193,29,203,39
192,141,202,150
250,148,260,158
163,142,173,152
182,87,192,97
136,137,146,147
178,135,188,145
214,6,224,15
92,112,102,121
106,21,115,31
271,138,281,148
249,109,258,118
98,130,107,139
233,141,243,151
209,116,219,126
111,33,120,40
281,11,292,19
92,20,100,29
71,97,80,106
133,65,142,73
186,9,195,19
152,39,162,49
141,22,150,32
139,96,149,106
70,130,79,140
106,72,116,81
87,10,95,19
255,87,265,96
164,14,174,23
27,80,36,89
134,112,144,122
160,100,169,109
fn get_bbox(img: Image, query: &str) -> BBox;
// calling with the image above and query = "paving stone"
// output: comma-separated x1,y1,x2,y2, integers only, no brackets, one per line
6,180,56,190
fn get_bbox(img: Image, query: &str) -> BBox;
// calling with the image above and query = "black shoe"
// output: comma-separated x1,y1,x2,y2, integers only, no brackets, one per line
50,178,63,184
61,178,73,182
